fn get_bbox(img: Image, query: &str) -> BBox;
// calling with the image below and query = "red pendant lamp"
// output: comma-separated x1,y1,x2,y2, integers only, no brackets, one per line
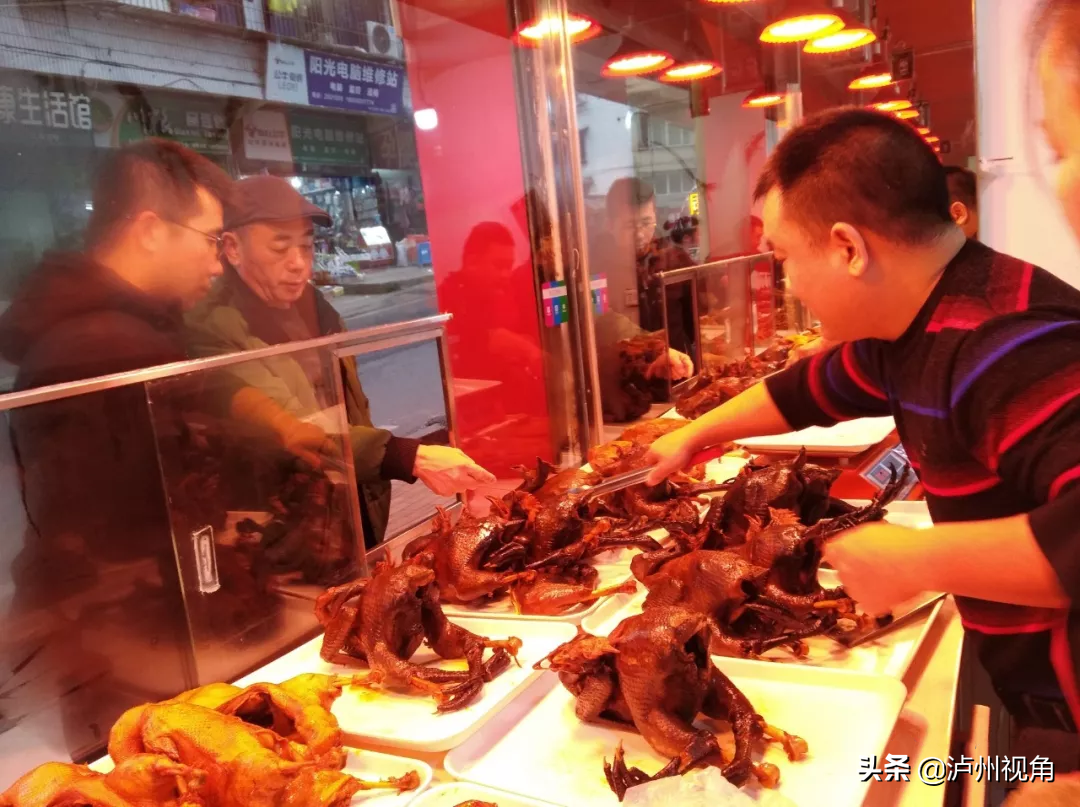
804,11,877,53
872,98,911,113
660,60,723,82
760,1,844,44
743,86,786,108
514,13,601,47
603,37,674,77
848,59,894,90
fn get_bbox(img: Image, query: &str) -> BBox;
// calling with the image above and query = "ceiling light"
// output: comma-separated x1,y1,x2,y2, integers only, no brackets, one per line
515,13,600,46
894,108,919,120
804,25,877,53
760,2,843,44
659,60,723,82
743,87,786,108
413,108,438,130
924,135,940,144
703,0,755,3
917,126,930,135
849,60,894,90
873,98,912,112
603,41,674,77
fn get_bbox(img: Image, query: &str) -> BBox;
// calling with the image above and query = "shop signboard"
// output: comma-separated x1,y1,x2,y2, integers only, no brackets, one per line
0,72,94,148
117,93,230,156
288,110,370,170
266,42,406,117
243,108,292,162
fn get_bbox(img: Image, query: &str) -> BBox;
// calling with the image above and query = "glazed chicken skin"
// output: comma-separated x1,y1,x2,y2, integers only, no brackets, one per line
403,505,535,603
537,607,806,801
108,702,357,807
315,556,521,711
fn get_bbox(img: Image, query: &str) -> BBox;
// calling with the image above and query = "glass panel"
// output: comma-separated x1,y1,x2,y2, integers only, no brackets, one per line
349,339,456,538
143,346,361,688
565,1,773,428
0,392,192,773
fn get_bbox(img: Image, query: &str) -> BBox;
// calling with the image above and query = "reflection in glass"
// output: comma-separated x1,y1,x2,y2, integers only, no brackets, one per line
350,340,456,538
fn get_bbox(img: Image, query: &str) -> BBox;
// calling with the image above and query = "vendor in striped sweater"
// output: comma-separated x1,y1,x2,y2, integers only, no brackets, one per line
646,106,1080,738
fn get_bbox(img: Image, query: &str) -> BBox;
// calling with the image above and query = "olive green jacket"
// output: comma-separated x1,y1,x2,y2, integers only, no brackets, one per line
185,275,394,542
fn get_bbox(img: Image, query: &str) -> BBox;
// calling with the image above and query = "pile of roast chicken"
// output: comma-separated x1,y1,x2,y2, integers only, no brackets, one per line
1,674,420,807
3,411,900,804
678,329,821,419
313,417,902,800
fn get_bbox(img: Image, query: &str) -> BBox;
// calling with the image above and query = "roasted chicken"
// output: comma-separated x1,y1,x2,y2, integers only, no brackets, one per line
315,556,521,711
536,607,806,801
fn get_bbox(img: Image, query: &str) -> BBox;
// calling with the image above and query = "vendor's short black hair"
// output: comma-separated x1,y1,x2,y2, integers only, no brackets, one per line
944,166,977,211
606,177,655,213
754,107,953,245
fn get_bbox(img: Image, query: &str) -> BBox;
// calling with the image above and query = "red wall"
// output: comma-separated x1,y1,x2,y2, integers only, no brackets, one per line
398,0,553,477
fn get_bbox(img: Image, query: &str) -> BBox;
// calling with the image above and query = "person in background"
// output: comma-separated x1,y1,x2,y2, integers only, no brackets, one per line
186,175,494,547
0,139,232,567
0,138,233,757
597,177,698,359
945,165,980,240
645,106,1080,746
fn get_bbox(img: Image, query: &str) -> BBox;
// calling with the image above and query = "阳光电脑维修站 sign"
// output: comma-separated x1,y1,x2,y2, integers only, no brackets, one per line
265,42,405,117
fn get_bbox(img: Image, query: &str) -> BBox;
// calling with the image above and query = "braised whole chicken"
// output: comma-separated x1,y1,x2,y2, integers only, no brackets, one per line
402,504,535,604
536,607,807,801
630,465,905,656
315,556,521,711
4,674,419,807
0,758,209,807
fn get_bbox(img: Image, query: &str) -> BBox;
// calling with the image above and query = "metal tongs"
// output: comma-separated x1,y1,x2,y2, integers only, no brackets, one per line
836,592,947,648
568,445,733,500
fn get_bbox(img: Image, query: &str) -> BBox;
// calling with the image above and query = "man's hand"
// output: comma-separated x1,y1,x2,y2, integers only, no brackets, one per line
414,445,497,496
785,337,832,367
822,522,927,616
279,420,342,470
646,349,694,381
643,428,701,486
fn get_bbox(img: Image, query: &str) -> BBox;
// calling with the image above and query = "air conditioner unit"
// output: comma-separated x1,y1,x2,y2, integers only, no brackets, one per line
365,21,404,61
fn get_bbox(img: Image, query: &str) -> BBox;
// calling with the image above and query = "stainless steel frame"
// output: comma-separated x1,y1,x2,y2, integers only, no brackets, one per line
657,252,774,388
0,314,453,412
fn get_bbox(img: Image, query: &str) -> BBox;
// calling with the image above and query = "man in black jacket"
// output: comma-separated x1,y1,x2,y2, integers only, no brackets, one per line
0,139,233,760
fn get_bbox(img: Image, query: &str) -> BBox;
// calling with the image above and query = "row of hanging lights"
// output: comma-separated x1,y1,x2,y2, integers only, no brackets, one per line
510,1,939,139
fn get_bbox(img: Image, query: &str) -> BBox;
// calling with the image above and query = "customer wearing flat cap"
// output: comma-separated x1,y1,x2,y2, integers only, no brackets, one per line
186,175,495,546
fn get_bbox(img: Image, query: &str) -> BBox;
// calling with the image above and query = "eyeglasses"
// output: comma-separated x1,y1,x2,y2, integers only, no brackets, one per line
167,219,224,251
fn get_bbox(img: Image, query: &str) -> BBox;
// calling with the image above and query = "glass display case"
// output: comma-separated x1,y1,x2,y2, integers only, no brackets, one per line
0,315,456,777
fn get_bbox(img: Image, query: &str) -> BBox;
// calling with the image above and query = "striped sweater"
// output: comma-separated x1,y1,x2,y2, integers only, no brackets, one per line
766,239,1080,713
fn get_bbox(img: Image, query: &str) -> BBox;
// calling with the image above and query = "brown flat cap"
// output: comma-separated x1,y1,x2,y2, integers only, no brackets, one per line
224,175,332,230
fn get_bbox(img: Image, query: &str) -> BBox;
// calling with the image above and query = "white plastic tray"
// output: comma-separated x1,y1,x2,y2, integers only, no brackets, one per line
445,660,907,807
89,749,433,807
440,563,636,624
581,500,940,678
734,417,897,456
412,782,560,807
232,618,576,752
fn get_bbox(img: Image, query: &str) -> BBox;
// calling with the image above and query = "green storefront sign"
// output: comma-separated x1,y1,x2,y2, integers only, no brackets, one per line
288,111,370,170
118,94,231,156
